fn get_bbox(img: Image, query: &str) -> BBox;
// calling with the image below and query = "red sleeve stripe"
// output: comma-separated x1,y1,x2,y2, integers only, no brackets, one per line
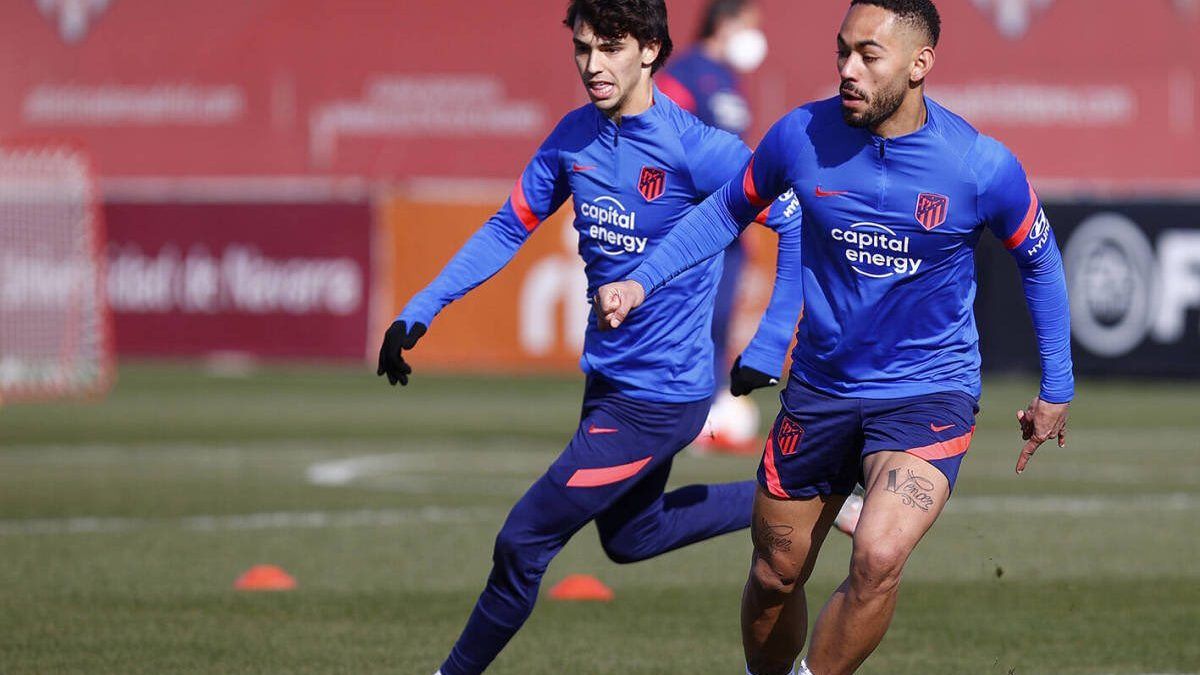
1003,183,1039,250
742,158,769,208
753,206,770,225
509,175,540,232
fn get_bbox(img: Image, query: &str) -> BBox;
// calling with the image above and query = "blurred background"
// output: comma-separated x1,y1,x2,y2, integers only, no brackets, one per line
0,1,1197,673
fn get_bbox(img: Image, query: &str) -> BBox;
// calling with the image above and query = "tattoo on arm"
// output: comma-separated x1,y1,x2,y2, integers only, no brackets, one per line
884,468,936,511
752,516,794,554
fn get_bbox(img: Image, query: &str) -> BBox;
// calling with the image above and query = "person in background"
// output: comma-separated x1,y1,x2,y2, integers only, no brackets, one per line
658,0,774,455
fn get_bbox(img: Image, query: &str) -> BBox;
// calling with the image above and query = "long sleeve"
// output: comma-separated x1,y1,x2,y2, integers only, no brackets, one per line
629,116,797,294
739,194,804,378
398,123,572,328
981,151,1074,403
398,204,533,327
1013,237,1073,403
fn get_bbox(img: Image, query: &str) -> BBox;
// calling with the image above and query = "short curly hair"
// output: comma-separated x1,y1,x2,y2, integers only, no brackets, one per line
850,0,941,46
564,0,674,73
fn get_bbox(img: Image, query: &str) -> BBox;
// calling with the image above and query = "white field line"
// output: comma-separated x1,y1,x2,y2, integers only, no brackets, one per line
3,492,1197,538
306,454,1200,515
306,453,418,486
944,492,1200,515
0,506,494,537
2,450,1196,537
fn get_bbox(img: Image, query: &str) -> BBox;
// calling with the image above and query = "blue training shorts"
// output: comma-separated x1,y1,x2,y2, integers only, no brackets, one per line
757,377,979,498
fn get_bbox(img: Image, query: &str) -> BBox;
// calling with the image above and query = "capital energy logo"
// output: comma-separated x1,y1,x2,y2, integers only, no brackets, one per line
832,222,922,278
35,0,113,44
579,196,646,256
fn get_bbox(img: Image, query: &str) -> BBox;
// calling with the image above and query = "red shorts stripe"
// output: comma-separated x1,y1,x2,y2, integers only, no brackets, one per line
509,176,540,232
1003,183,1039,250
566,456,653,488
742,158,769,208
906,426,976,462
761,434,789,498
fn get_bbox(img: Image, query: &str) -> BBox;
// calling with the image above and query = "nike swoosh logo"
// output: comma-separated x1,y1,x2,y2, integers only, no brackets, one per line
814,186,849,197
587,424,619,435
573,164,597,172
930,423,955,433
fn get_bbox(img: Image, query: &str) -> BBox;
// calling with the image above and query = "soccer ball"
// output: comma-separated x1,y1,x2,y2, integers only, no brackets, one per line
694,392,761,453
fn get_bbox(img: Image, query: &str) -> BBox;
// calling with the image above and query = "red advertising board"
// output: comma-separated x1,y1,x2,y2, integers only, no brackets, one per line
104,202,373,359
379,190,786,376
0,1,1195,189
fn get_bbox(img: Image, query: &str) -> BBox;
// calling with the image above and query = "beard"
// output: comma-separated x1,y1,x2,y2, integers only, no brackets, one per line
841,81,906,129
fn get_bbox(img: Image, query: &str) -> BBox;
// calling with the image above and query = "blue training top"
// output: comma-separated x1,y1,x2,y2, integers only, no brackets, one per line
629,96,1074,403
399,88,803,403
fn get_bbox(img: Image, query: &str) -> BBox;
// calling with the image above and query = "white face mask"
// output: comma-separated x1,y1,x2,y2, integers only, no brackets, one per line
725,28,768,73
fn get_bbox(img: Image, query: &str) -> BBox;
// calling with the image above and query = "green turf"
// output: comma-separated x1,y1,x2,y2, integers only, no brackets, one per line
0,363,1197,673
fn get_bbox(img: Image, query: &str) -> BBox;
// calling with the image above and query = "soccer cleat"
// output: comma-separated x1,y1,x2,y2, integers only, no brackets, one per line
833,487,864,537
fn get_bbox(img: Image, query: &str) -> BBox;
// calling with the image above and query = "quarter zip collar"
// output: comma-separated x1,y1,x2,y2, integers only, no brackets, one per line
862,96,940,147
594,84,667,139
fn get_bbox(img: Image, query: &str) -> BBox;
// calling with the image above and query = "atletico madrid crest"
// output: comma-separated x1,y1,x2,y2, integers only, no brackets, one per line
915,192,949,230
775,417,804,456
638,166,666,202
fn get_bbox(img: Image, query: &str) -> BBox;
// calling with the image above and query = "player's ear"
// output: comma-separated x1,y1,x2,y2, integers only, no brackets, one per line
641,40,661,70
910,45,935,84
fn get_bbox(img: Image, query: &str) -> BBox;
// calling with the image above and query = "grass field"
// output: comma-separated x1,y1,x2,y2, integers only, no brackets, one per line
1,363,1197,674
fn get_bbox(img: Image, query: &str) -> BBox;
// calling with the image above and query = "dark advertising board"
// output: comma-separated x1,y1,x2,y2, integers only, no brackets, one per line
977,201,1200,378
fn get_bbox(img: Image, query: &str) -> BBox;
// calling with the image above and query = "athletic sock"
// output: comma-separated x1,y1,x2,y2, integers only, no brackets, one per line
745,661,803,675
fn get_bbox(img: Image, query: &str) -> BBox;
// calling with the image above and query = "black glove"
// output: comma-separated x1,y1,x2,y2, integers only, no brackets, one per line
729,355,778,397
376,320,427,386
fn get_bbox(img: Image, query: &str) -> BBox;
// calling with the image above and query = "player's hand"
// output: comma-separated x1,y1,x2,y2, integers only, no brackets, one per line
376,320,427,386
1014,397,1070,474
593,280,645,331
729,356,779,397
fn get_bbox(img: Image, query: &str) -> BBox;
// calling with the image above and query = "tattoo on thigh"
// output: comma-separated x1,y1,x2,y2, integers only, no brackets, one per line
752,517,794,553
884,468,936,512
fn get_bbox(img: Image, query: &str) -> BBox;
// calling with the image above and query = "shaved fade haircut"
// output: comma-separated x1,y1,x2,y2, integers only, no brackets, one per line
849,0,941,46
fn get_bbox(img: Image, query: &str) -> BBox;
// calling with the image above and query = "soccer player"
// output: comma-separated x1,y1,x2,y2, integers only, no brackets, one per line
660,0,866,539
659,0,769,454
375,1,802,673
656,0,770,456
594,1,1074,673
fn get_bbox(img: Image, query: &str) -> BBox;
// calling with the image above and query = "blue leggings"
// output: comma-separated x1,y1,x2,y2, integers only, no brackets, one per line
440,377,755,675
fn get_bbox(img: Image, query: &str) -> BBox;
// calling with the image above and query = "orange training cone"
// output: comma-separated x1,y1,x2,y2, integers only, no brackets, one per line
234,564,297,591
548,574,613,602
